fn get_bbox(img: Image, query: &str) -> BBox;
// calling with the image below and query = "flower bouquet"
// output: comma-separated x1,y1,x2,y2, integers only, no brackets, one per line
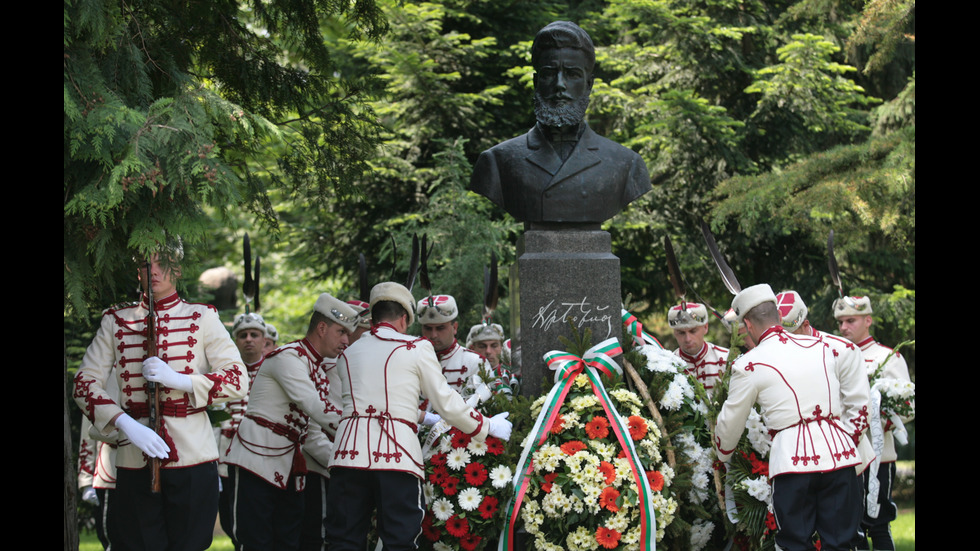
499,332,676,551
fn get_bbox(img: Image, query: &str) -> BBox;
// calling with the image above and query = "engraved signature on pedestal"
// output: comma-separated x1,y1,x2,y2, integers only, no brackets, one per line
531,298,614,338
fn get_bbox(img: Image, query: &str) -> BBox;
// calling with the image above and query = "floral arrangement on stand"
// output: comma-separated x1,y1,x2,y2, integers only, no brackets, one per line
622,310,776,551
417,374,521,551
501,327,675,551
622,319,726,551
869,340,916,446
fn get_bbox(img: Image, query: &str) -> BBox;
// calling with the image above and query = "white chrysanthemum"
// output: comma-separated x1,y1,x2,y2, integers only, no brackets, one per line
746,407,773,456
533,444,564,473
566,525,597,551
639,345,687,373
660,379,686,411
660,465,675,486
423,482,436,503
588,440,617,461
521,500,544,533
433,542,453,551
690,519,715,551
573,374,591,389
431,497,454,521
562,410,583,429
691,471,710,490
466,438,488,456
743,477,771,502
570,394,599,411
458,487,483,511
446,448,471,470
541,486,572,517
605,510,631,532
490,464,513,489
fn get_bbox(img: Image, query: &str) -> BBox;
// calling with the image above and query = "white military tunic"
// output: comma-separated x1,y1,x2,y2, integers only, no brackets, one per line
675,341,729,397
224,338,339,489
73,291,248,469
435,339,485,392
857,336,914,463
715,326,871,477
329,324,489,478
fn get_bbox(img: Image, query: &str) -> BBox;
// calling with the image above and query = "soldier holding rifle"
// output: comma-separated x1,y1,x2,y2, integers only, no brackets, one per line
73,240,248,550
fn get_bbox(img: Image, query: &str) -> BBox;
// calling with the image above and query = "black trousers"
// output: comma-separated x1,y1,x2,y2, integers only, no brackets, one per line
110,462,219,551
300,472,330,551
323,468,424,551
771,468,862,551
852,462,898,550
230,465,305,551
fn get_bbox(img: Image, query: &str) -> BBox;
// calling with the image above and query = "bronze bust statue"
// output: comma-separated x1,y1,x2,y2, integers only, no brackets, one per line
469,21,651,226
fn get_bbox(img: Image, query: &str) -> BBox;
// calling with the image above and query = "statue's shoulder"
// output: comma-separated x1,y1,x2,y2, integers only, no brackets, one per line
482,129,534,157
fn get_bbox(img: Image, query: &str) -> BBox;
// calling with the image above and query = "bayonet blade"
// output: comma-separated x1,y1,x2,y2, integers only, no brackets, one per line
700,219,741,295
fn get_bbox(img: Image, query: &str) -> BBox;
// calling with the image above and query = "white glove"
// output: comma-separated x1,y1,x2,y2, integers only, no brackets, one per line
422,412,442,427
143,356,193,392
81,486,99,506
115,413,171,459
487,412,512,441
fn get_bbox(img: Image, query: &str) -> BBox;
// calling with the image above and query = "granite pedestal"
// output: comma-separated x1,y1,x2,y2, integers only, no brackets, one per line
514,230,622,398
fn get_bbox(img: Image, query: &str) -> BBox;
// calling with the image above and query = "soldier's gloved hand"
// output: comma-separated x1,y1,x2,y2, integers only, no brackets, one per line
143,356,193,392
487,412,512,441
81,486,99,506
115,413,170,459
422,412,442,427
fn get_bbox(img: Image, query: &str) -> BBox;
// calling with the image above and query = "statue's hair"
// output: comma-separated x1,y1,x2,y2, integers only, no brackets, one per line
531,21,595,72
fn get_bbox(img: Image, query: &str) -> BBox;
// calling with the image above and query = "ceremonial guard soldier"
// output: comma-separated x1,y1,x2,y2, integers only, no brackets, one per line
466,322,516,395
217,311,272,548
325,282,513,551
78,415,117,550
777,290,876,476
263,321,280,356
668,301,728,396
715,284,871,551
835,296,914,551
73,245,248,551
224,293,358,550
417,294,485,394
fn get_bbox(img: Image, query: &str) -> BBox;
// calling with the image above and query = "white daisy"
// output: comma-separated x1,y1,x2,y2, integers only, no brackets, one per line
446,448,471,470
490,464,513,488
466,439,488,456
431,497,454,521
458,487,483,511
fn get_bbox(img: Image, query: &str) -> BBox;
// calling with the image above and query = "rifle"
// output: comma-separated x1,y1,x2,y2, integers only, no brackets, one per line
145,260,162,493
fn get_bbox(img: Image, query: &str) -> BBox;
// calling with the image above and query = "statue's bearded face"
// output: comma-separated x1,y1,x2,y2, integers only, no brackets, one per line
533,47,593,127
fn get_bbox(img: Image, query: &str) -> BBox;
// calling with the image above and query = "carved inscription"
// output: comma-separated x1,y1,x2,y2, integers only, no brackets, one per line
531,298,614,338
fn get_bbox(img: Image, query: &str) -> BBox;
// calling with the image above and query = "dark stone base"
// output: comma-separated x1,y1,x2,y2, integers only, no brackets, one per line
514,230,622,398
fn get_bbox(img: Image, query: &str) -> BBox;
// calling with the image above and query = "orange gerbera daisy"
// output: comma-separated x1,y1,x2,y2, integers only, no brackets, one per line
627,415,648,440
596,526,622,549
646,470,665,492
560,440,587,455
598,461,616,485
550,414,566,434
599,486,620,512
585,415,610,439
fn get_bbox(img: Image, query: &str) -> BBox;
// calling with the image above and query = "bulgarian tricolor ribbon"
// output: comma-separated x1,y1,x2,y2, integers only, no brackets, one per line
498,338,658,551
622,309,663,349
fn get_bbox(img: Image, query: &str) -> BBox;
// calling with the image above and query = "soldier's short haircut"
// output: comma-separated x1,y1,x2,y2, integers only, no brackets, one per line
308,310,337,334
372,300,409,324
744,301,780,328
